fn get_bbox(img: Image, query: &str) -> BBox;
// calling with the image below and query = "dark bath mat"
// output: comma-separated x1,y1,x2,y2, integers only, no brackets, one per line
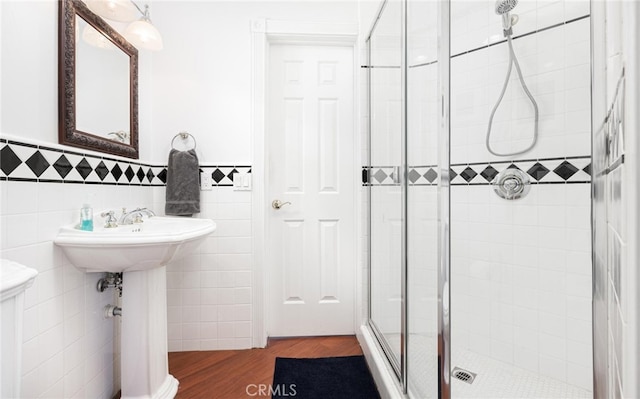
271,355,381,399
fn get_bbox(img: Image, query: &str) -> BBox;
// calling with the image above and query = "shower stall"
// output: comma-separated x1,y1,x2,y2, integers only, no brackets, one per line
362,0,595,397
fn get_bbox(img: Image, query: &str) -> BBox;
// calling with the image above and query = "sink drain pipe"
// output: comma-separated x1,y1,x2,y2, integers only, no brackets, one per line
104,305,122,318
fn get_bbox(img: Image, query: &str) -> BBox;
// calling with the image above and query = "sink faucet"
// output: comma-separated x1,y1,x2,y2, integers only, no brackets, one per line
119,207,156,225
101,211,118,228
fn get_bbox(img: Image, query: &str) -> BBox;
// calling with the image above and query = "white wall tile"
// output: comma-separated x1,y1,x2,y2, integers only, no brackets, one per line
182,289,201,306
200,306,218,322
182,306,201,323
6,213,39,248
63,363,84,398
22,337,40,375
63,337,85,375
567,362,593,391
235,321,252,338
217,288,235,305
5,181,38,214
566,273,592,298
23,303,39,342
168,323,182,341
38,323,64,364
567,318,592,344
167,340,182,353
181,323,201,342
39,352,64,397
218,322,235,338
540,354,567,381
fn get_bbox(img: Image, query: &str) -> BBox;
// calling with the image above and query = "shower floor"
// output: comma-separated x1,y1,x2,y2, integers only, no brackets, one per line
385,334,592,398
451,348,591,399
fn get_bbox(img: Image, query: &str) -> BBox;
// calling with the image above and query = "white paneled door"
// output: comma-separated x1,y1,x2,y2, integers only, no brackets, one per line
267,43,355,336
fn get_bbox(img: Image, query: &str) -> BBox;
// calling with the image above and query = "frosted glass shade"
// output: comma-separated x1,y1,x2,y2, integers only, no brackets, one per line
82,25,116,50
124,19,164,51
86,0,138,22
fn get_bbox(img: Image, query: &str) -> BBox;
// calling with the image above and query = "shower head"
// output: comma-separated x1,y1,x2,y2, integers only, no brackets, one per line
495,0,518,34
495,0,517,15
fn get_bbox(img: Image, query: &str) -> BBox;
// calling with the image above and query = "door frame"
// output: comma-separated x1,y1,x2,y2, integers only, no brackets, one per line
250,19,360,347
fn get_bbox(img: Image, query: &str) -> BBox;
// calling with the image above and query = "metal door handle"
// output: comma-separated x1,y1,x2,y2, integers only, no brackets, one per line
272,199,291,210
390,166,401,184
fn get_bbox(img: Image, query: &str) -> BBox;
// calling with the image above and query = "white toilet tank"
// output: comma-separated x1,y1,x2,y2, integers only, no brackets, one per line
0,259,38,399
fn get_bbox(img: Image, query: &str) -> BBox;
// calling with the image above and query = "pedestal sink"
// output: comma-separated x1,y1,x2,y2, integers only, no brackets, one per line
55,216,216,399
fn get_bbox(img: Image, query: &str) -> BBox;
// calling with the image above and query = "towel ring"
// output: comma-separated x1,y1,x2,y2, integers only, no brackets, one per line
171,131,197,151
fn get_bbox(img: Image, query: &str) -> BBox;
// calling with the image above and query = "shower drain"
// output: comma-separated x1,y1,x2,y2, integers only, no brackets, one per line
452,367,477,384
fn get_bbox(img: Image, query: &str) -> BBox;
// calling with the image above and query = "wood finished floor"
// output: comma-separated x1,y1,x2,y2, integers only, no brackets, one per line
168,335,364,399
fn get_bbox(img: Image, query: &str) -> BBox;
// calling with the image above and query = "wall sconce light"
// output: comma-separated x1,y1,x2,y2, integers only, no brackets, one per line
82,24,117,50
123,4,163,51
85,0,138,22
86,0,163,51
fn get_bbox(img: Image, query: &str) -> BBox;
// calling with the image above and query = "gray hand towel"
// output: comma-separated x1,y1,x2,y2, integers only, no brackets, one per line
165,148,200,216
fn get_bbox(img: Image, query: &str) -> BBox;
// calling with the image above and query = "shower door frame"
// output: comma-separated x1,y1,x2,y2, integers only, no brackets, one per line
365,0,451,397
365,0,408,386
437,0,451,397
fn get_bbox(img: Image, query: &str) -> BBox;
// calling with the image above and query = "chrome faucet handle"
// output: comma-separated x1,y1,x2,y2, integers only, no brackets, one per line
119,207,155,224
132,213,144,223
135,207,155,217
100,211,118,228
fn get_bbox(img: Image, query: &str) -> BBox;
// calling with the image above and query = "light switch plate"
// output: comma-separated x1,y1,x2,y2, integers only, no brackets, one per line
233,172,251,191
200,171,213,191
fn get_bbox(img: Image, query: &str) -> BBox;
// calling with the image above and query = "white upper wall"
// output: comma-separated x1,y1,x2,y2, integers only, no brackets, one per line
1,0,59,143
149,0,360,164
0,0,370,164
0,0,154,160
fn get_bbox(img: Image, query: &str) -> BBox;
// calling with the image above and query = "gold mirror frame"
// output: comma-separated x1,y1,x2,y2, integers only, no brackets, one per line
59,0,139,159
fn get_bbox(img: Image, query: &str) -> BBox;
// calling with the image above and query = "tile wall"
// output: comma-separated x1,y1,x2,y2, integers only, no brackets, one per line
160,186,253,352
451,17,591,163
0,137,154,398
450,0,593,391
0,135,254,397
451,183,592,388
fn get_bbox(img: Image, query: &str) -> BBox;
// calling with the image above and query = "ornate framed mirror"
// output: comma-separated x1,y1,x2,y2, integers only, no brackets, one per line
59,0,139,159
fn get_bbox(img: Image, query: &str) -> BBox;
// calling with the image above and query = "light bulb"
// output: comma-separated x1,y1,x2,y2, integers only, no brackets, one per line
86,0,138,22
124,18,163,51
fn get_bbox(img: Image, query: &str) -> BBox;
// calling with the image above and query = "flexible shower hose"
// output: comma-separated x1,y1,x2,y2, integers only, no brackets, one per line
486,34,539,157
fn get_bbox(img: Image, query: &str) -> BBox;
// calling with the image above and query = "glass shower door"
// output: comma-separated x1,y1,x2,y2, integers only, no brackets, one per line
406,0,441,397
368,0,404,375
367,0,446,396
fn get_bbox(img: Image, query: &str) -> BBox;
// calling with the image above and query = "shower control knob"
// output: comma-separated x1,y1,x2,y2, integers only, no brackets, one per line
492,169,530,200
504,177,520,191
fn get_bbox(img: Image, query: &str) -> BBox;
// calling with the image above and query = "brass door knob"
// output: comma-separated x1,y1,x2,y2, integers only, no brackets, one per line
272,200,292,210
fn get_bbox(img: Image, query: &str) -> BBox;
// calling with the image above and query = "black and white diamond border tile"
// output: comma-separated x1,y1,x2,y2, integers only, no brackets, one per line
0,139,251,187
364,157,591,186
363,166,439,186
450,156,591,185
3,139,585,188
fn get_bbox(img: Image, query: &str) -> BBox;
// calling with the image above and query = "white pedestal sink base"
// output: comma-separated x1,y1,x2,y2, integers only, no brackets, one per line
121,267,179,399
54,217,217,398
151,375,179,399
